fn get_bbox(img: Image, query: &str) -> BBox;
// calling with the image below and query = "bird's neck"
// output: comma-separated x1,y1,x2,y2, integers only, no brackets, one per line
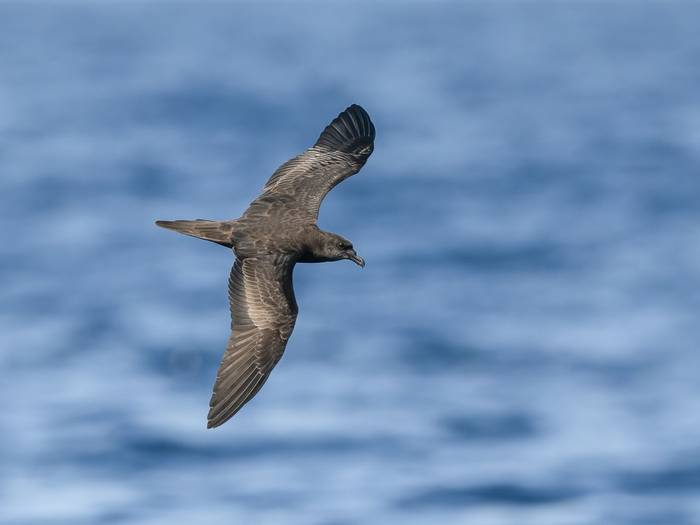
297,227,335,263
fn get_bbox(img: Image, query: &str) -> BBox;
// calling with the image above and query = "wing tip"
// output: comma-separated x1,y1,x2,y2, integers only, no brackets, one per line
206,402,241,429
206,405,228,429
206,385,244,429
315,103,375,154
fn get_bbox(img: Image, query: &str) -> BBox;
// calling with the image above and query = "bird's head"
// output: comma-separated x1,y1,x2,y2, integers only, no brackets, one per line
316,232,365,267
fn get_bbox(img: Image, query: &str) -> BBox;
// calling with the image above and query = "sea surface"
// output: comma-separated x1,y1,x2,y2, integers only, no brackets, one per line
2,2,700,524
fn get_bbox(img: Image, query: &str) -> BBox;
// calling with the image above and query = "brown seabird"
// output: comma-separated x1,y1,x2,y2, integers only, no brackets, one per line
156,104,375,428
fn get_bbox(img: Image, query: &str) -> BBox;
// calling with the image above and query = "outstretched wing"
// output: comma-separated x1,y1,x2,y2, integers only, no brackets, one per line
207,256,298,428
259,104,375,220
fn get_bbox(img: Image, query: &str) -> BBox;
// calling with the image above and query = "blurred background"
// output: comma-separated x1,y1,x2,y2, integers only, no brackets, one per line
2,1,700,524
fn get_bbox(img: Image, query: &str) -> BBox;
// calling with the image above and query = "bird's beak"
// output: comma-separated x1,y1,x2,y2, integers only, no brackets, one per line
347,251,365,268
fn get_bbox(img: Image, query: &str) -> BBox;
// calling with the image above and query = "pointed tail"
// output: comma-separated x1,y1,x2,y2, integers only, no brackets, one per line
155,219,234,248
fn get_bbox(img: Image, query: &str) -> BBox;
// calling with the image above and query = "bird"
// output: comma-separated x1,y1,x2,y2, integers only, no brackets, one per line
155,104,375,428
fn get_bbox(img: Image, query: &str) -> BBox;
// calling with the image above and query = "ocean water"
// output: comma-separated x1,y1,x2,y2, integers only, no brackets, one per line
2,2,700,524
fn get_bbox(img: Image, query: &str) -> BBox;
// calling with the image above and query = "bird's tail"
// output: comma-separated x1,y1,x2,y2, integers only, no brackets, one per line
155,219,234,248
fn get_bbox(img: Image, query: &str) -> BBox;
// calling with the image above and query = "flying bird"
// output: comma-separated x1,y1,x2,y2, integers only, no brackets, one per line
156,104,375,428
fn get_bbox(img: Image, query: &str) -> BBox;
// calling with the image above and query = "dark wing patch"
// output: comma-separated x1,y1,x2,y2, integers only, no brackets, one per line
314,103,376,154
258,104,375,219
207,256,297,428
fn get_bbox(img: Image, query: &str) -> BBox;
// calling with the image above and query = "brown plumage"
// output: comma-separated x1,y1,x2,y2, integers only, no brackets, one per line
155,104,375,428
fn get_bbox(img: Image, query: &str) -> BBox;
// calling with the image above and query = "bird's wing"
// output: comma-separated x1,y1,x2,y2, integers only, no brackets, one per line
207,256,298,428
259,104,375,220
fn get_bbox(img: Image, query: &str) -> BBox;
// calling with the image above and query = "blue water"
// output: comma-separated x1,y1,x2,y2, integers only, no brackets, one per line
2,2,700,524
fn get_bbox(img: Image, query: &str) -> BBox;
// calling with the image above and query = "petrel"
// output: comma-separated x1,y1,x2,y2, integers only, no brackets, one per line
156,104,375,428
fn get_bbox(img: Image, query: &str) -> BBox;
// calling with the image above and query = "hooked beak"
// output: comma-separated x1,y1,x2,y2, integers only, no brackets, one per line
347,250,365,268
